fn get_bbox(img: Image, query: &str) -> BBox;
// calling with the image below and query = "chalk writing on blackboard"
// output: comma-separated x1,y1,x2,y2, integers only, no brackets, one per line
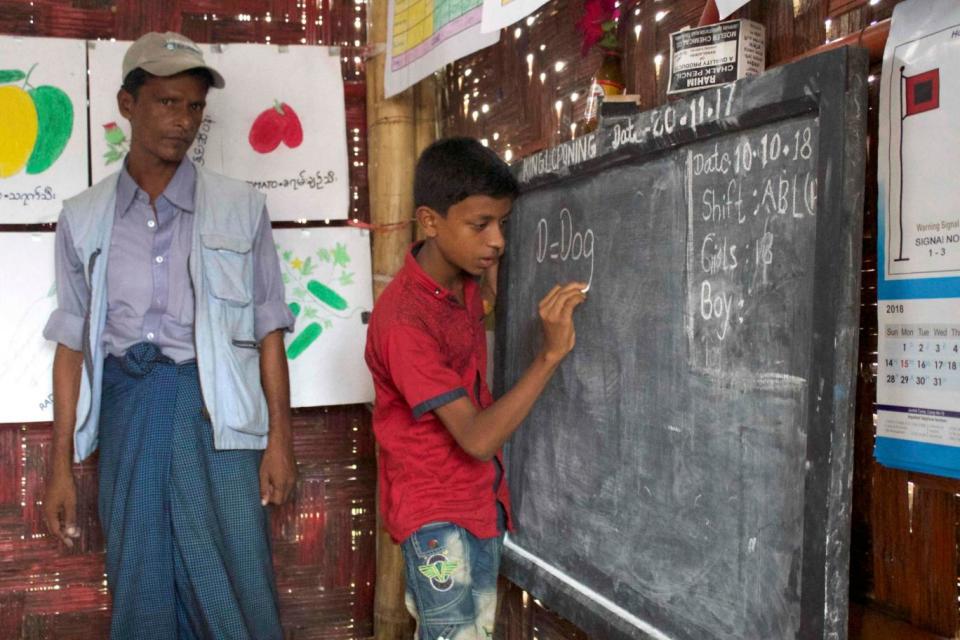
687,116,819,366
535,207,595,291
610,83,738,153
520,133,599,182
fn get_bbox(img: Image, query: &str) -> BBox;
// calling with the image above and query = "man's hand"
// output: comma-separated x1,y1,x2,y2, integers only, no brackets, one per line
538,282,587,363
44,469,81,547
259,436,297,506
46,344,83,548
258,330,297,506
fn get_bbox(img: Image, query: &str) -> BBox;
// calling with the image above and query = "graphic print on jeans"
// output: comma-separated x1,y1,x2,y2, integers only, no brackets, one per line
402,522,501,640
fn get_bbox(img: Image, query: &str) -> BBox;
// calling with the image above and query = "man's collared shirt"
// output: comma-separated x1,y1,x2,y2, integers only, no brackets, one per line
365,244,512,542
44,158,293,362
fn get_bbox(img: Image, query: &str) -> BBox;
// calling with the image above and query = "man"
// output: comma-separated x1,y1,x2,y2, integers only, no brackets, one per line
42,32,296,640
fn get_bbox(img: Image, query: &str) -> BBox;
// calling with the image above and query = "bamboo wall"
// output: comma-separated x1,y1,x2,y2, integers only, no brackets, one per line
0,2,376,638
437,0,960,638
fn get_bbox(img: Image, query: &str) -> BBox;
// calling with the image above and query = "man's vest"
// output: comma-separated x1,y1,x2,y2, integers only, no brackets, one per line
63,167,271,461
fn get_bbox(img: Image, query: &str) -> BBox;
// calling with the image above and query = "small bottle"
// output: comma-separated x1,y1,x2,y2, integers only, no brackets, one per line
582,49,626,133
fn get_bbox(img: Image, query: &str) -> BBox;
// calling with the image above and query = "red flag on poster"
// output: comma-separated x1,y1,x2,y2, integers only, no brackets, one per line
904,68,940,117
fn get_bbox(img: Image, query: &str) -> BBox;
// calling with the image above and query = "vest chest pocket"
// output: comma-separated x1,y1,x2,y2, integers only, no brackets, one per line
201,233,253,306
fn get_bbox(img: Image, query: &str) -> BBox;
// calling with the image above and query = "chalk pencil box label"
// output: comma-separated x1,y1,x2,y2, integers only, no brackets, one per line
668,19,765,95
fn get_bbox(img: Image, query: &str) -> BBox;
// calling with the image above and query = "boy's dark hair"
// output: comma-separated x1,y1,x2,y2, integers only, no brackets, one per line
121,67,214,99
414,137,519,215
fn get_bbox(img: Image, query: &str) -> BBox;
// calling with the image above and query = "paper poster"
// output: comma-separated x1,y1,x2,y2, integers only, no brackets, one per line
0,36,89,223
386,0,499,98
480,0,550,33
715,0,750,20
89,41,350,220
274,227,374,407
0,232,57,423
876,0,960,478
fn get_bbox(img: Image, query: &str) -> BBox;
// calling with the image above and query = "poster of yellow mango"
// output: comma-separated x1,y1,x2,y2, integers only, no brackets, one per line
0,36,88,223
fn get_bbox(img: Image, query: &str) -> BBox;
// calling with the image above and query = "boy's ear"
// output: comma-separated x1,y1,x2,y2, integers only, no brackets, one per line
415,206,441,238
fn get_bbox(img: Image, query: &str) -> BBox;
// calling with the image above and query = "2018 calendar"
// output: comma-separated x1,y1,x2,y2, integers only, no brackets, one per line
876,0,960,477
878,300,960,450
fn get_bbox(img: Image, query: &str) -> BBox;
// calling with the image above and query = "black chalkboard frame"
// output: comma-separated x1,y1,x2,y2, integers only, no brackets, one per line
494,46,868,640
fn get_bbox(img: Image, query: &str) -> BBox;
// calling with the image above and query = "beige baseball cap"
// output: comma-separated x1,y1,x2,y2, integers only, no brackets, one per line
122,32,225,89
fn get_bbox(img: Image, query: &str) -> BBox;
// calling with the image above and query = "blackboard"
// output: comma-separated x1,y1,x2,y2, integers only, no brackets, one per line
494,47,868,640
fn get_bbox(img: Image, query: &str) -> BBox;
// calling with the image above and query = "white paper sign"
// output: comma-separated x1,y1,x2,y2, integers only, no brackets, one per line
0,36,89,223
876,0,960,478
386,0,499,98
480,0,550,33
0,232,57,423
89,41,350,220
87,39,130,185
274,227,374,407
715,0,750,20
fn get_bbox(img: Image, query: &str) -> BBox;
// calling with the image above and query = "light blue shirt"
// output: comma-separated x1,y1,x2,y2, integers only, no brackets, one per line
45,158,293,362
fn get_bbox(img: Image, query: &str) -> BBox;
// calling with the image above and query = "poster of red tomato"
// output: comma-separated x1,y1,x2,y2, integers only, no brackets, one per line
0,36,89,224
89,41,349,221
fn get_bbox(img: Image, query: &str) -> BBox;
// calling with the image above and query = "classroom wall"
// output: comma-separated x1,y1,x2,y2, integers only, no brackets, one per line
435,0,960,638
0,2,376,638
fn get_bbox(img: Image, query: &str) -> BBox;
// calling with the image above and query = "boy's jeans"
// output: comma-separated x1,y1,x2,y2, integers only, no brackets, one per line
401,522,502,640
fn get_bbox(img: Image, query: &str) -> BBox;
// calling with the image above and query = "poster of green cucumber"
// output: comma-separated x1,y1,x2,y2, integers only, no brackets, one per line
0,37,89,223
273,227,374,407
0,232,57,423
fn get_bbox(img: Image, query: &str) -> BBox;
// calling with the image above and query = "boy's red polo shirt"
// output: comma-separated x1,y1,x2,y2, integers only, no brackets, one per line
365,244,512,542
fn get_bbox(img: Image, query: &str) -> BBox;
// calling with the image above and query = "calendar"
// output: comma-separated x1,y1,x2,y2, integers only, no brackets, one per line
876,0,960,478
878,306,960,448
877,299,960,472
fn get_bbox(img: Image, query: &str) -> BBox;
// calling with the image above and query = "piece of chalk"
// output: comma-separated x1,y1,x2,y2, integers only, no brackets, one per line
580,284,590,294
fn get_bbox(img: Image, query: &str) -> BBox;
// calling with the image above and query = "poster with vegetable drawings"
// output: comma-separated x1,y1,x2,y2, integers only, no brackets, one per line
274,227,373,407
0,36,88,224
88,39,135,185
89,40,350,221
0,233,57,423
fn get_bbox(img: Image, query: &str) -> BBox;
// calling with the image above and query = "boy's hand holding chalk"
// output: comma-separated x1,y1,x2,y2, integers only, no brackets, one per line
538,282,588,363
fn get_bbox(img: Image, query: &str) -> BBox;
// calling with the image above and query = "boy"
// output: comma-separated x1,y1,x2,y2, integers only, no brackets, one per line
365,137,586,639
42,32,296,639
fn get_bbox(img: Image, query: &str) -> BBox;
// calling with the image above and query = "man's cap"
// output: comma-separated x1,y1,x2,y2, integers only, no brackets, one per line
122,32,225,89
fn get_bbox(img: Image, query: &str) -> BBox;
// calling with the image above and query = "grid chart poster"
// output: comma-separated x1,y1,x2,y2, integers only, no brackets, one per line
385,0,498,97
273,227,374,408
0,232,57,423
89,40,350,221
876,0,960,478
0,36,89,223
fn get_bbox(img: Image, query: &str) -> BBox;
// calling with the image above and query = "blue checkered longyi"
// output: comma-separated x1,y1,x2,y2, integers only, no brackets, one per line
97,342,282,640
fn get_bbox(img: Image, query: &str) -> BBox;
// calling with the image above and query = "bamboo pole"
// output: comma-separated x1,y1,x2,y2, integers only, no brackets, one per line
413,75,439,241
367,0,416,637
367,3,415,300
414,75,439,158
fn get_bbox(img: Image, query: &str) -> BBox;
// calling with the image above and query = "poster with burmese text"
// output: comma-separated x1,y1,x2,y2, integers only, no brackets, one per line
0,36,89,223
274,227,374,407
88,41,349,220
0,232,57,423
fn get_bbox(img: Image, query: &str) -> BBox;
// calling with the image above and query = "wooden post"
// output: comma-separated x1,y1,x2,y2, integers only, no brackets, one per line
367,0,416,638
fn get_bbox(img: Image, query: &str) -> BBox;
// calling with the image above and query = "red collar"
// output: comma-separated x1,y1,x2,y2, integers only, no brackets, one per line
404,242,478,303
